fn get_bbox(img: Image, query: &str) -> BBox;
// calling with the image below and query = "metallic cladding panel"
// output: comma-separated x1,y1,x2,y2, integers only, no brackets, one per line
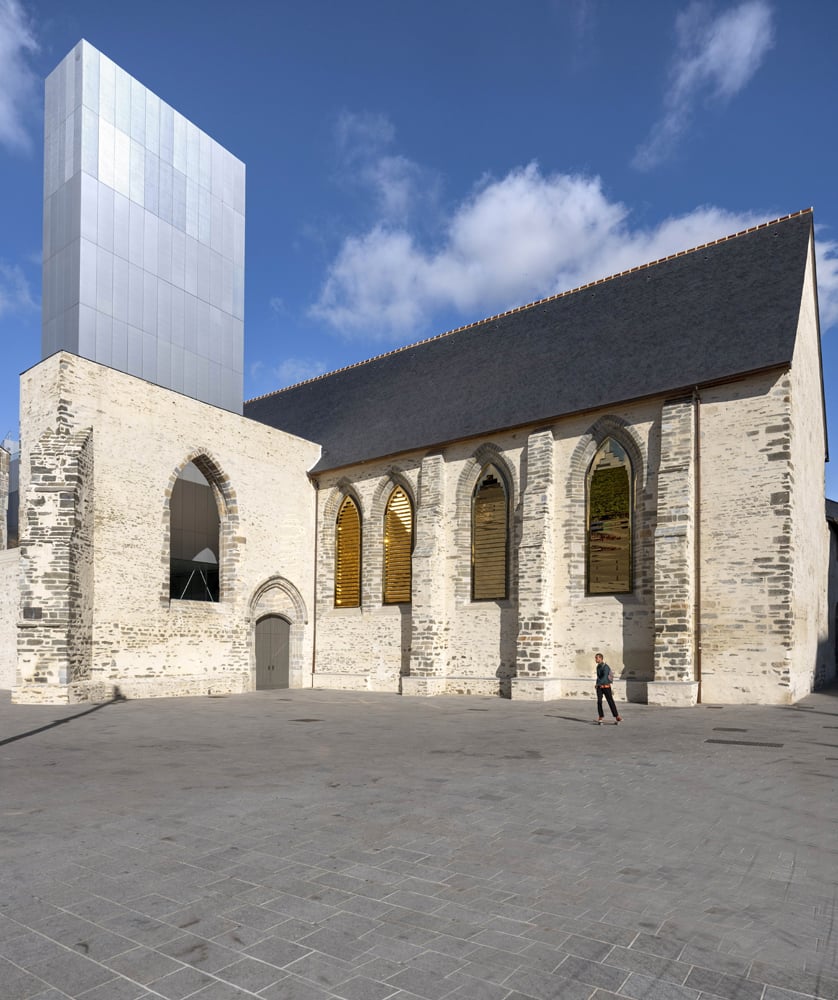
42,40,244,412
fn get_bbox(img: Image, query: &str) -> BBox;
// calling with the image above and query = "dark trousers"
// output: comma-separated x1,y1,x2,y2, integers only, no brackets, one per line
596,685,619,719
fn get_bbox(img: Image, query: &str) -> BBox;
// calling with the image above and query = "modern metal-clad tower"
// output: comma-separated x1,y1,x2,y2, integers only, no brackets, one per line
42,40,245,413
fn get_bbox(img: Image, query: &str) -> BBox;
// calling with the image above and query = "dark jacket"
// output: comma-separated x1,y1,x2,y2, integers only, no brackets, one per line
595,661,613,687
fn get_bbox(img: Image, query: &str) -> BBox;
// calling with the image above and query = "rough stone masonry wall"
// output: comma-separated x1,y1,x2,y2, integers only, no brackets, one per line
313,460,420,692
553,402,658,699
314,432,528,696
0,549,18,688
14,353,320,703
16,428,94,702
316,408,666,700
0,445,8,551
788,235,831,695
652,397,697,684
698,369,800,704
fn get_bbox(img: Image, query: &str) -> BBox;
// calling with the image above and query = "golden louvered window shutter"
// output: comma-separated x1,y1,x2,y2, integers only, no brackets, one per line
383,486,413,604
335,495,361,607
472,466,508,600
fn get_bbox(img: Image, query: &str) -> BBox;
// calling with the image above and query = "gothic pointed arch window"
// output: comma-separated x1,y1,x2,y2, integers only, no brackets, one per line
472,464,509,601
383,485,413,604
170,462,220,601
335,495,361,607
587,437,633,594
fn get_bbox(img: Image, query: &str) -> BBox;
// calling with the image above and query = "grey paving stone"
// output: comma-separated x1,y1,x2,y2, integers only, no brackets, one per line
748,960,838,1000
103,944,186,984
0,930,69,968
3,691,838,1000
409,949,468,977
678,946,750,978
353,955,407,984
296,926,374,962
502,966,596,1000
27,950,115,995
628,932,685,960
265,892,342,923
156,934,242,973
762,988,822,1000
554,954,628,992
605,944,692,984
442,977,516,1000
143,965,215,999
619,972,702,999
77,977,154,1000
2,967,57,1000
682,967,765,1000
331,975,400,1000
381,966,455,1000
215,954,287,990
184,982,256,999
283,950,355,989
560,934,614,963
242,933,313,968
259,976,335,1000
103,912,184,948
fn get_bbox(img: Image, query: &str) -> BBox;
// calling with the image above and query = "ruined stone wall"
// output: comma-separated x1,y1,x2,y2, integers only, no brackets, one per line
0,549,18,688
14,352,320,703
17,427,94,698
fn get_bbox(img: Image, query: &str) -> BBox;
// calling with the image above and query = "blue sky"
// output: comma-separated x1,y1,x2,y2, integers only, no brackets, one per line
1,0,837,491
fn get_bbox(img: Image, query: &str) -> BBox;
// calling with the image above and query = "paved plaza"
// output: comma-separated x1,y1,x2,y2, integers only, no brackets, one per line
2,687,838,1000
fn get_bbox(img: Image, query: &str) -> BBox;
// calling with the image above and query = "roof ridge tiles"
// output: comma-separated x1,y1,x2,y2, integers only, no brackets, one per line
245,208,812,405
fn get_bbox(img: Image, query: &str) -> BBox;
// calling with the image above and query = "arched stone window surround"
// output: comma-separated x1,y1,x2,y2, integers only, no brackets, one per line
455,443,518,605
161,450,240,605
248,575,309,688
370,470,417,605
565,417,645,598
322,480,364,608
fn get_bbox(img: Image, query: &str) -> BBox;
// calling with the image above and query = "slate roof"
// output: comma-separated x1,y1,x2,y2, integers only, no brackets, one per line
245,210,814,474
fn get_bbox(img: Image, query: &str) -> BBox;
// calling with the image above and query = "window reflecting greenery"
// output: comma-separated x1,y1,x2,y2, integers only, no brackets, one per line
472,465,508,600
587,439,632,594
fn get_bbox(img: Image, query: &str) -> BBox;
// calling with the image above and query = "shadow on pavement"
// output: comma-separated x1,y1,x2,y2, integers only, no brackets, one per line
0,689,126,746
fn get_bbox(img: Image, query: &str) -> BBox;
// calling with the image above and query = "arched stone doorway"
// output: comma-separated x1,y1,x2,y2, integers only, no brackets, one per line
255,615,290,689
248,576,309,690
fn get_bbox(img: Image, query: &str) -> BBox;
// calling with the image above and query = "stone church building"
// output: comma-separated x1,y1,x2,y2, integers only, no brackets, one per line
0,42,833,707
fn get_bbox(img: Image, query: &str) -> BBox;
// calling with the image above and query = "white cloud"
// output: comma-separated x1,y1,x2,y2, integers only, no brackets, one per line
311,161,768,340
633,1,774,170
816,237,838,332
0,0,39,153
273,357,327,387
334,110,436,225
0,260,37,316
